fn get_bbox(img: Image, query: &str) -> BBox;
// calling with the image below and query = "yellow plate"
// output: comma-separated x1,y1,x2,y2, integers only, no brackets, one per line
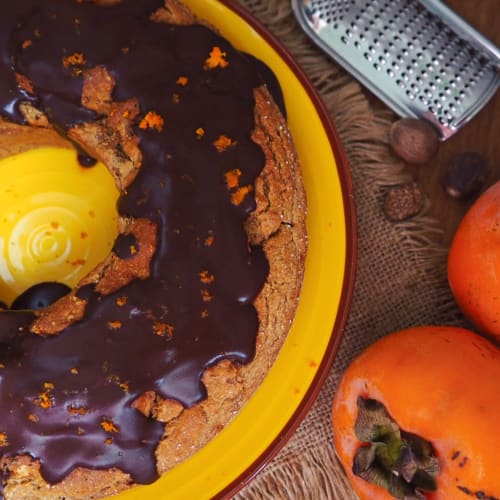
113,1,357,499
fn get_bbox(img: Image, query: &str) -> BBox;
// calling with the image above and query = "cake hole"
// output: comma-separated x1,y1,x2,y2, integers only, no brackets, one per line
112,233,139,260
0,147,119,307
11,282,71,310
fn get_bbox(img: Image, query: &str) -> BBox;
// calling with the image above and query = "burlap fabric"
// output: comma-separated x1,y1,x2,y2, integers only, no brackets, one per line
234,1,468,498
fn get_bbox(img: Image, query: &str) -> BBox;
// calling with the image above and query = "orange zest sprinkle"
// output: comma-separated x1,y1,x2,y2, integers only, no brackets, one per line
0,432,8,447
201,309,209,319
225,169,242,190
199,270,215,284
107,320,122,330
153,322,174,337
195,127,205,138
204,233,215,247
204,46,229,69
106,374,129,393
67,406,89,416
105,437,113,445
172,93,181,104
231,185,253,206
63,52,86,67
22,40,33,49
119,381,129,393
116,296,128,307
201,289,213,303
70,367,79,375
213,134,234,152
139,111,164,132
28,414,39,423
100,418,120,433
70,258,86,266
34,390,54,410
176,76,189,86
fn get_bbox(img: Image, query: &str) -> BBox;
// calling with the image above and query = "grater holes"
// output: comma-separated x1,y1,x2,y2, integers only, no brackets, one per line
309,0,351,25
308,0,496,129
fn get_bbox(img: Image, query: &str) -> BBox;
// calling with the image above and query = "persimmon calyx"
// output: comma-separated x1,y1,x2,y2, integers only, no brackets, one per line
352,397,439,499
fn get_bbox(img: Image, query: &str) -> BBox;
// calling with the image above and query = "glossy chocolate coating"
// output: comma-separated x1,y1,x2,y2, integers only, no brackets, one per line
0,0,274,489
11,282,72,310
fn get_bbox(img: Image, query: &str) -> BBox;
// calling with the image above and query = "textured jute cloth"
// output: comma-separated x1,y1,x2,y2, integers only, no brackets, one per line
234,1,467,498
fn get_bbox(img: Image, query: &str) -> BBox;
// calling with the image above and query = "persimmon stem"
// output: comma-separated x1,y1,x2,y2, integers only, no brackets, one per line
353,397,439,499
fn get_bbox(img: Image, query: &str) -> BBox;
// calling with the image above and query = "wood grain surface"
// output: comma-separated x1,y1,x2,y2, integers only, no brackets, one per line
412,0,500,244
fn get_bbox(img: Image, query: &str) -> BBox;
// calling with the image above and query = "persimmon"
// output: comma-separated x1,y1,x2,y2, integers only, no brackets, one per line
332,326,500,500
448,180,500,343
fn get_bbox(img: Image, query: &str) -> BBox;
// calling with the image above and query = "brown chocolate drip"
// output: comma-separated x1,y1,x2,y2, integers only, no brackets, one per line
0,0,276,489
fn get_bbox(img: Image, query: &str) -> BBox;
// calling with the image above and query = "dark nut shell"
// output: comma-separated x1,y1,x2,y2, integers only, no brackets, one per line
383,182,425,222
441,152,487,199
389,118,440,164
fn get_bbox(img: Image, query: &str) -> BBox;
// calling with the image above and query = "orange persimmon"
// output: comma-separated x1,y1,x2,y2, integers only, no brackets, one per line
332,326,500,500
448,180,500,343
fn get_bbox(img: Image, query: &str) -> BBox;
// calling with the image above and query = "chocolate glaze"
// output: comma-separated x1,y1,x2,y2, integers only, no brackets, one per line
0,0,277,490
11,282,72,310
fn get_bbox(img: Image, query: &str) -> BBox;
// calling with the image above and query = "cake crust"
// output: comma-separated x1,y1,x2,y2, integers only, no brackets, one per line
0,2,307,498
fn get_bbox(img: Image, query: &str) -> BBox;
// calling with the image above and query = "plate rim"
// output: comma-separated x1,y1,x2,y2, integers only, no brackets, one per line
213,1,358,498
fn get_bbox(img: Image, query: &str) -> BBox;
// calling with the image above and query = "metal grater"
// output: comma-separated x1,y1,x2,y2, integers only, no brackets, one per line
292,0,500,139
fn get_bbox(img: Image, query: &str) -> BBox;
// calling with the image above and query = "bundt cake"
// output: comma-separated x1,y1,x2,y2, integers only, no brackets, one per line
0,1,307,498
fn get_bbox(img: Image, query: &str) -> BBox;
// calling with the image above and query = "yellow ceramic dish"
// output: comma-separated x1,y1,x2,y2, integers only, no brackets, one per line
0,1,355,497
113,1,356,499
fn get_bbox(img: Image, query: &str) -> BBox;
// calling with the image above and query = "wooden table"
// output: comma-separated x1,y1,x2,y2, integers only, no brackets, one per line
412,0,500,244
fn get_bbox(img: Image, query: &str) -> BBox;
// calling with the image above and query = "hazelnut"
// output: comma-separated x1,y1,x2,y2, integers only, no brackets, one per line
383,182,425,222
441,152,487,200
389,118,440,164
